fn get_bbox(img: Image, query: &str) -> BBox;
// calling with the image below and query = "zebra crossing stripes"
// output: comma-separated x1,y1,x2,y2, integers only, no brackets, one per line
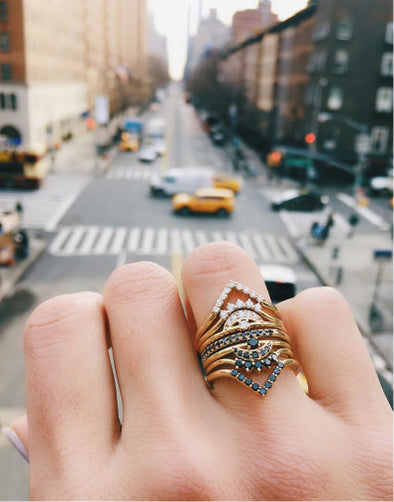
106,167,155,180
48,225,299,263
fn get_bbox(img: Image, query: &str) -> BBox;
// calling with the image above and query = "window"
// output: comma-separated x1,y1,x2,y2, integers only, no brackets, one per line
317,51,327,71
10,92,16,110
0,62,11,80
385,22,393,44
381,53,393,76
375,87,393,112
0,92,5,109
333,49,349,73
312,21,331,41
0,1,7,22
370,127,389,154
0,30,9,51
336,18,353,40
327,86,343,110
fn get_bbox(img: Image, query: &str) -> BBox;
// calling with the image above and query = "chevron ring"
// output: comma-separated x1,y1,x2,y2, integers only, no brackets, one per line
195,281,302,398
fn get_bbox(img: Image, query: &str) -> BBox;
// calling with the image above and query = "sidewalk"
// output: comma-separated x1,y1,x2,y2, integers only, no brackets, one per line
0,236,46,303
50,130,118,177
296,231,393,376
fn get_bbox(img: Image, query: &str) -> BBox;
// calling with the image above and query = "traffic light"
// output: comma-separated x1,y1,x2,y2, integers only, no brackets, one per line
305,133,316,144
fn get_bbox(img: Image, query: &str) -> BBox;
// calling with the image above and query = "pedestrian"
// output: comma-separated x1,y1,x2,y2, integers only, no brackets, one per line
3,242,392,500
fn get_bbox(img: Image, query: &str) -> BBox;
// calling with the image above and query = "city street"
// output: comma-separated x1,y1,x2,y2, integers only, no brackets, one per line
0,85,392,500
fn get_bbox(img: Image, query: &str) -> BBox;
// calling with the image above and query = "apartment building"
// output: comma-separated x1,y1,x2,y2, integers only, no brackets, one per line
219,0,393,167
0,0,148,149
305,0,393,163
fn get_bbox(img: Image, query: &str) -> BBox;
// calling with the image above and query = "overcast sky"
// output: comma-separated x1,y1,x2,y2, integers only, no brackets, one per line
148,0,308,79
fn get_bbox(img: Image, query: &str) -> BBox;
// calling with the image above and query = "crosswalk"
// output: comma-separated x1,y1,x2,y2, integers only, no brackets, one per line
106,166,156,180
0,175,90,231
48,225,300,262
260,188,351,238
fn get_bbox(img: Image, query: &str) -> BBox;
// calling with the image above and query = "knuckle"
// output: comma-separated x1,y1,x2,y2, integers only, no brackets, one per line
24,292,102,357
104,261,176,305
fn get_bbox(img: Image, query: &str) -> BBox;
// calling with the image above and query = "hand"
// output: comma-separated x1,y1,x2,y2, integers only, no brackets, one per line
9,242,393,500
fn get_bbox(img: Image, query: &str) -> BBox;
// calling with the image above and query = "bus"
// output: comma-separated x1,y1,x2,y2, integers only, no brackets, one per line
0,144,49,189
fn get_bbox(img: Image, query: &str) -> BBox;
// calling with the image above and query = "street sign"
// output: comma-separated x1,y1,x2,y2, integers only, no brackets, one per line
355,133,371,155
373,249,392,260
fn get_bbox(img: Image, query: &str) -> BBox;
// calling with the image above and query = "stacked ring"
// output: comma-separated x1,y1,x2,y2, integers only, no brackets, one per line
196,280,302,398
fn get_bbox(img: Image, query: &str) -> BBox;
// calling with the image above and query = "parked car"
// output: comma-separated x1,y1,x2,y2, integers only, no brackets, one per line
259,264,297,303
369,174,393,197
138,145,157,163
271,190,329,211
172,187,235,216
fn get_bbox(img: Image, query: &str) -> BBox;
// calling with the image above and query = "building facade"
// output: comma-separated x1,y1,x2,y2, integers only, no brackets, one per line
305,0,393,164
218,0,393,168
0,0,148,149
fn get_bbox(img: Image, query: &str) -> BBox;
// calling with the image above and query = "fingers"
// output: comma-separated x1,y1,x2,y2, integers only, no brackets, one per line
102,262,206,437
24,292,119,465
181,241,304,415
279,287,392,415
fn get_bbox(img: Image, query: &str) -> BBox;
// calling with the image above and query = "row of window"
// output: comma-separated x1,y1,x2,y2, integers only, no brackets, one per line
313,19,393,44
0,92,17,110
309,50,393,76
306,85,393,113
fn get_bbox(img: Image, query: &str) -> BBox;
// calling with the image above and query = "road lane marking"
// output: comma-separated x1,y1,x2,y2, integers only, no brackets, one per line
156,228,168,254
140,227,155,254
128,227,141,252
63,226,85,254
238,233,257,259
49,227,72,254
252,234,271,261
80,226,100,254
336,193,390,230
93,227,113,254
110,227,127,254
278,236,299,263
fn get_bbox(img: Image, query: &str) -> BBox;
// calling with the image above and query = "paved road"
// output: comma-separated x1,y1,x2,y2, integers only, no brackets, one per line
0,84,392,500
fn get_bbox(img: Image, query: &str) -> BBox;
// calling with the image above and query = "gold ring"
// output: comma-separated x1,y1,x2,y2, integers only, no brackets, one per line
196,281,302,398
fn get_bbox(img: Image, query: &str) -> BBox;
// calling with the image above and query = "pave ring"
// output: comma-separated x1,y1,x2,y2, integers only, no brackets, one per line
196,281,302,398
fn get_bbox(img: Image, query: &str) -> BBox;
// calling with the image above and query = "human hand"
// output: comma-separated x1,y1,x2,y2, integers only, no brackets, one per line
8,242,394,500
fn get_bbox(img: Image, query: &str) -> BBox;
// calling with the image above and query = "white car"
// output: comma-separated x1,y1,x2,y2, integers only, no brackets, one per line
138,145,157,163
259,264,297,303
369,175,393,196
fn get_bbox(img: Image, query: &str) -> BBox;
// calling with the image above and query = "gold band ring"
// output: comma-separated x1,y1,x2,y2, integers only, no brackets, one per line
196,281,302,398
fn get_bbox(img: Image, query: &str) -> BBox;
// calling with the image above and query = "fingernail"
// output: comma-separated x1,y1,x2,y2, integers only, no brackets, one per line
1,426,29,463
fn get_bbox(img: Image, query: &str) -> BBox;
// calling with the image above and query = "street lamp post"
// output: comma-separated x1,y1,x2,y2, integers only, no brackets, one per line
317,113,371,203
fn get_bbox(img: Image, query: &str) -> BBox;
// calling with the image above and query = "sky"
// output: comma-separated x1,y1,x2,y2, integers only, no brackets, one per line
149,0,309,79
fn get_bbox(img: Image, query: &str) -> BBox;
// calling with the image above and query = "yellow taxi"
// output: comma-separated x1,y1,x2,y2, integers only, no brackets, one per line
172,187,235,216
119,132,139,152
213,174,243,193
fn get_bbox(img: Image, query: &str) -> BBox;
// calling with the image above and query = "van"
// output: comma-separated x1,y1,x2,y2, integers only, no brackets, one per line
149,168,213,196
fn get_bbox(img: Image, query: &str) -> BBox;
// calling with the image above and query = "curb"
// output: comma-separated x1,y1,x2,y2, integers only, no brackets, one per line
0,237,46,303
295,240,393,373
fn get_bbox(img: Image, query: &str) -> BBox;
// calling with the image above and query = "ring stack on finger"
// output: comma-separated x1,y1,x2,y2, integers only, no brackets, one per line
196,281,302,398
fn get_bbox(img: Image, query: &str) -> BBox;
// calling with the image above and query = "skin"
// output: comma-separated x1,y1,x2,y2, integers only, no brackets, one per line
9,242,393,500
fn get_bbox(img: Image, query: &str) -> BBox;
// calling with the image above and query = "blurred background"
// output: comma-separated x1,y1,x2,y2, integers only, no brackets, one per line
0,0,392,498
